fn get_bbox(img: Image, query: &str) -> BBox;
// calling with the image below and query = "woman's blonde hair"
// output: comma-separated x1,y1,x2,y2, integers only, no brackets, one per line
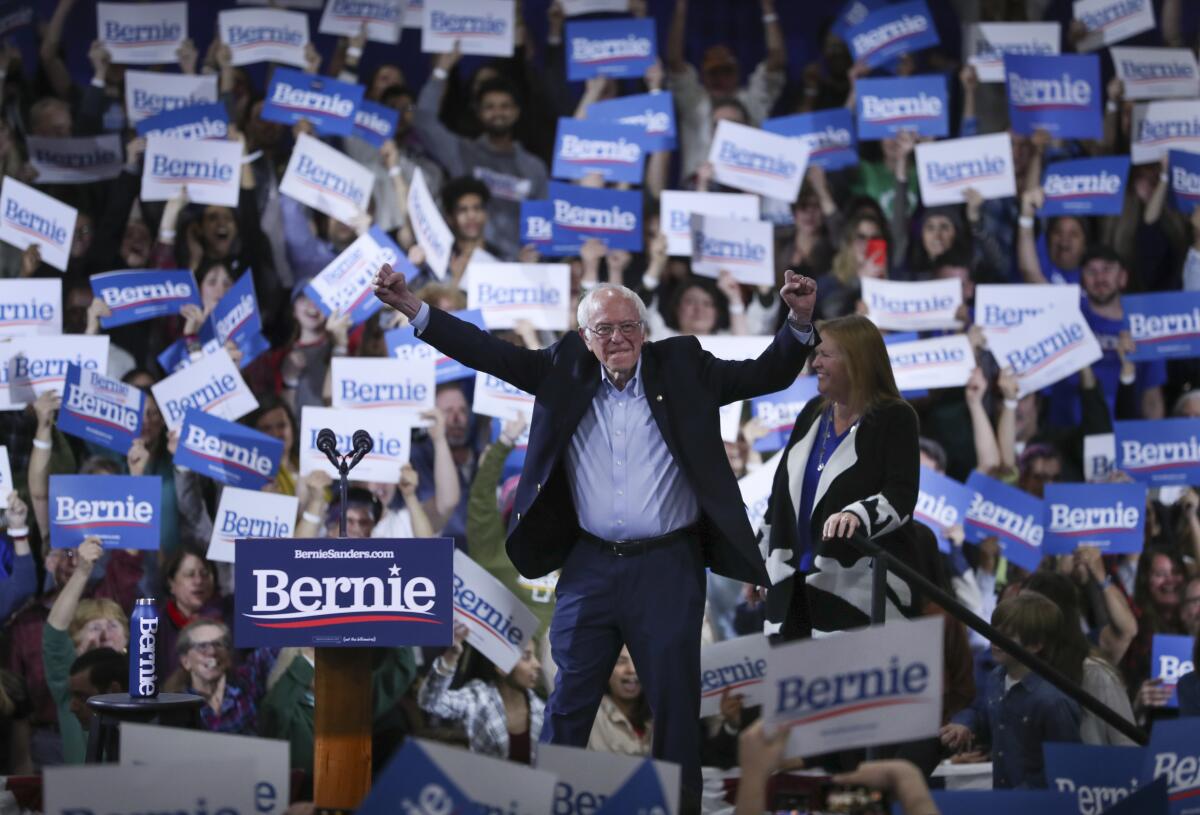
831,211,887,286
69,599,128,646
817,315,902,415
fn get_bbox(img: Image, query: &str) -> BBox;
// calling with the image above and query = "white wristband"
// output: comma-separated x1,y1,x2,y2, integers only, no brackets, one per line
302,511,322,525
1119,369,1136,386
388,165,403,177
762,12,778,22
160,228,176,242
1003,398,1018,411
282,378,300,389
728,300,746,315
1106,100,1119,113
1161,172,1170,184
90,77,105,89
6,527,28,539
347,45,363,59
1018,216,1034,229
33,438,52,450
641,273,659,291
433,67,448,80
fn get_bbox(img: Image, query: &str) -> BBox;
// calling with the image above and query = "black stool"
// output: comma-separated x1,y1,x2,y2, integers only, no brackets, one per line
85,692,205,763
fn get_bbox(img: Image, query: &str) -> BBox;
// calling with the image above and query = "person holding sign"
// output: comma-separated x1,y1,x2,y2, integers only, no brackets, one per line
374,262,817,800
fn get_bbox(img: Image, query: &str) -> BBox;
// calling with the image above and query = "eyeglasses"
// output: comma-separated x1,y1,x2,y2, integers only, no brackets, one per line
586,321,643,339
187,639,229,654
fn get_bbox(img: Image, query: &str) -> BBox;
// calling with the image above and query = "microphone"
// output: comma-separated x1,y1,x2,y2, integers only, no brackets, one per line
316,428,341,470
346,429,374,472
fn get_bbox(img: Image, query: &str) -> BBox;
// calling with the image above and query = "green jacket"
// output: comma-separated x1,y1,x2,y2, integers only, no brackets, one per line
42,625,85,764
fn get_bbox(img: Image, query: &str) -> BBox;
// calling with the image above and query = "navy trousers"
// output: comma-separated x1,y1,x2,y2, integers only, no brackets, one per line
540,533,706,796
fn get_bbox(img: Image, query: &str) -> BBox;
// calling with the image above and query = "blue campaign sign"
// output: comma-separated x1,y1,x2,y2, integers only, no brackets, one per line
198,272,267,367
1124,291,1200,362
174,409,282,490
549,181,642,252
916,466,974,554
931,791,1073,815
1109,778,1169,815
156,337,191,374
353,99,398,148
1169,149,1200,214
1115,418,1200,485
856,74,949,140
964,470,1045,572
91,269,201,328
585,91,677,152
234,537,455,648
49,474,161,550
763,108,858,170
831,0,887,39
360,740,483,815
845,0,940,70
595,760,669,815
386,308,486,385
1005,53,1102,140
1140,717,1200,815
1041,156,1130,216
1044,482,1145,555
1151,634,1193,709
56,364,144,455
749,377,819,453
519,200,574,257
552,118,648,184
1043,742,1146,815
565,17,656,81
135,102,229,141
261,68,364,136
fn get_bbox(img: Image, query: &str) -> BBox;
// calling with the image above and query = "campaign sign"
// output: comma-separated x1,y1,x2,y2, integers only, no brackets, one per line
150,348,258,433
1170,150,1200,216
44,762,256,815
467,263,571,331
199,271,266,365
56,365,143,455
1084,433,1116,483
319,0,403,44
136,102,230,141
698,335,773,361
861,277,962,331
49,474,160,550
27,135,123,185
452,549,539,673
586,91,676,152
0,2,32,40
1139,716,1200,815
472,371,535,422
0,279,61,336
885,333,974,391
749,377,819,453
1005,53,1102,139
915,132,1016,207
280,133,374,223
0,444,11,501
219,8,309,68
235,536,453,648
707,119,807,203
548,181,642,252
659,190,758,257
983,306,1103,397
331,356,435,412
1041,156,1129,216
1112,47,1200,101
208,487,297,563
763,108,858,171
409,167,454,278
974,282,1081,333
262,68,363,137
964,471,1045,572
91,268,199,328
765,616,944,758
97,2,186,65
856,75,949,141
917,466,973,553
0,177,77,272
1044,742,1145,815
831,0,886,39
519,199,576,258
1074,0,1155,52
564,0,629,14
353,99,399,148
1115,418,1200,485
1044,482,1145,554
2,335,108,407
306,226,406,326
538,745,679,815
931,791,1078,815
1124,290,1200,361
688,215,772,287
1150,634,1194,709
142,135,242,208
551,118,647,184
965,22,1060,83
175,410,283,490
565,17,656,81
124,70,218,125
699,634,769,717
299,406,412,482
421,0,515,57
360,740,482,815
845,0,939,70
387,308,485,384
739,452,778,537
1132,100,1200,165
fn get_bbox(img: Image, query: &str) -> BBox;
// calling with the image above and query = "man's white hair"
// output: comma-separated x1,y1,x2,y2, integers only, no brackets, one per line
576,283,648,329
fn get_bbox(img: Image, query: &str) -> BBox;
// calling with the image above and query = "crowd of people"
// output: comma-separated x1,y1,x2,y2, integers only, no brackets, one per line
1,0,1199,811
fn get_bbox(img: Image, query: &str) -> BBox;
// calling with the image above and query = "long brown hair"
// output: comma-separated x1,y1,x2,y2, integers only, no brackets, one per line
817,315,902,416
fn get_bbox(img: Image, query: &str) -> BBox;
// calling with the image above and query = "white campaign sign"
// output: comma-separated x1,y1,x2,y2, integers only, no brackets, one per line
208,488,298,563
319,0,403,43
720,400,744,444
0,335,108,409
700,634,770,717
0,279,62,336
862,277,962,331
219,8,309,67
453,549,539,673
331,356,435,412
983,307,1102,397
309,227,401,318
299,406,412,482
740,454,779,536
1112,47,1200,101
408,167,453,280
142,134,242,207
690,214,774,287
697,334,773,362
1084,433,1116,483
419,739,558,815
27,135,124,184
915,132,1015,207
467,263,571,330
765,616,944,758
0,177,77,272
1132,100,1200,164
120,724,289,814
124,70,218,125
150,349,258,433
964,23,1060,83
280,133,374,223
472,371,535,422
98,2,187,65
974,283,1081,333
537,744,680,815
0,445,13,501
886,334,975,391
45,763,256,813
708,119,807,203
660,190,759,256
421,0,515,57
1073,0,1155,52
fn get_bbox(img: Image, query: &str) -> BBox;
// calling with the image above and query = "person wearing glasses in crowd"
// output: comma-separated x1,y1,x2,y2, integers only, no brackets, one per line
374,262,817,804
165,620,274,736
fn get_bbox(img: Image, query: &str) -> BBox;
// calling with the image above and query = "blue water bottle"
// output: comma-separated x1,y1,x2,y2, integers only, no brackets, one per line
129,598,159,698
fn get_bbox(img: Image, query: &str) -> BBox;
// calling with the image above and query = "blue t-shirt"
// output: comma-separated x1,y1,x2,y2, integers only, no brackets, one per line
796,409,852,572
1036,237,1081,286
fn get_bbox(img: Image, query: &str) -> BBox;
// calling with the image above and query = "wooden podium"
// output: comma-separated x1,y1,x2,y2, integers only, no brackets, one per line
314,649,374,812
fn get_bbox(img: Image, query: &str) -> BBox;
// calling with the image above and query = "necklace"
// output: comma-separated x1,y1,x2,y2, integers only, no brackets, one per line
817,408,834,471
